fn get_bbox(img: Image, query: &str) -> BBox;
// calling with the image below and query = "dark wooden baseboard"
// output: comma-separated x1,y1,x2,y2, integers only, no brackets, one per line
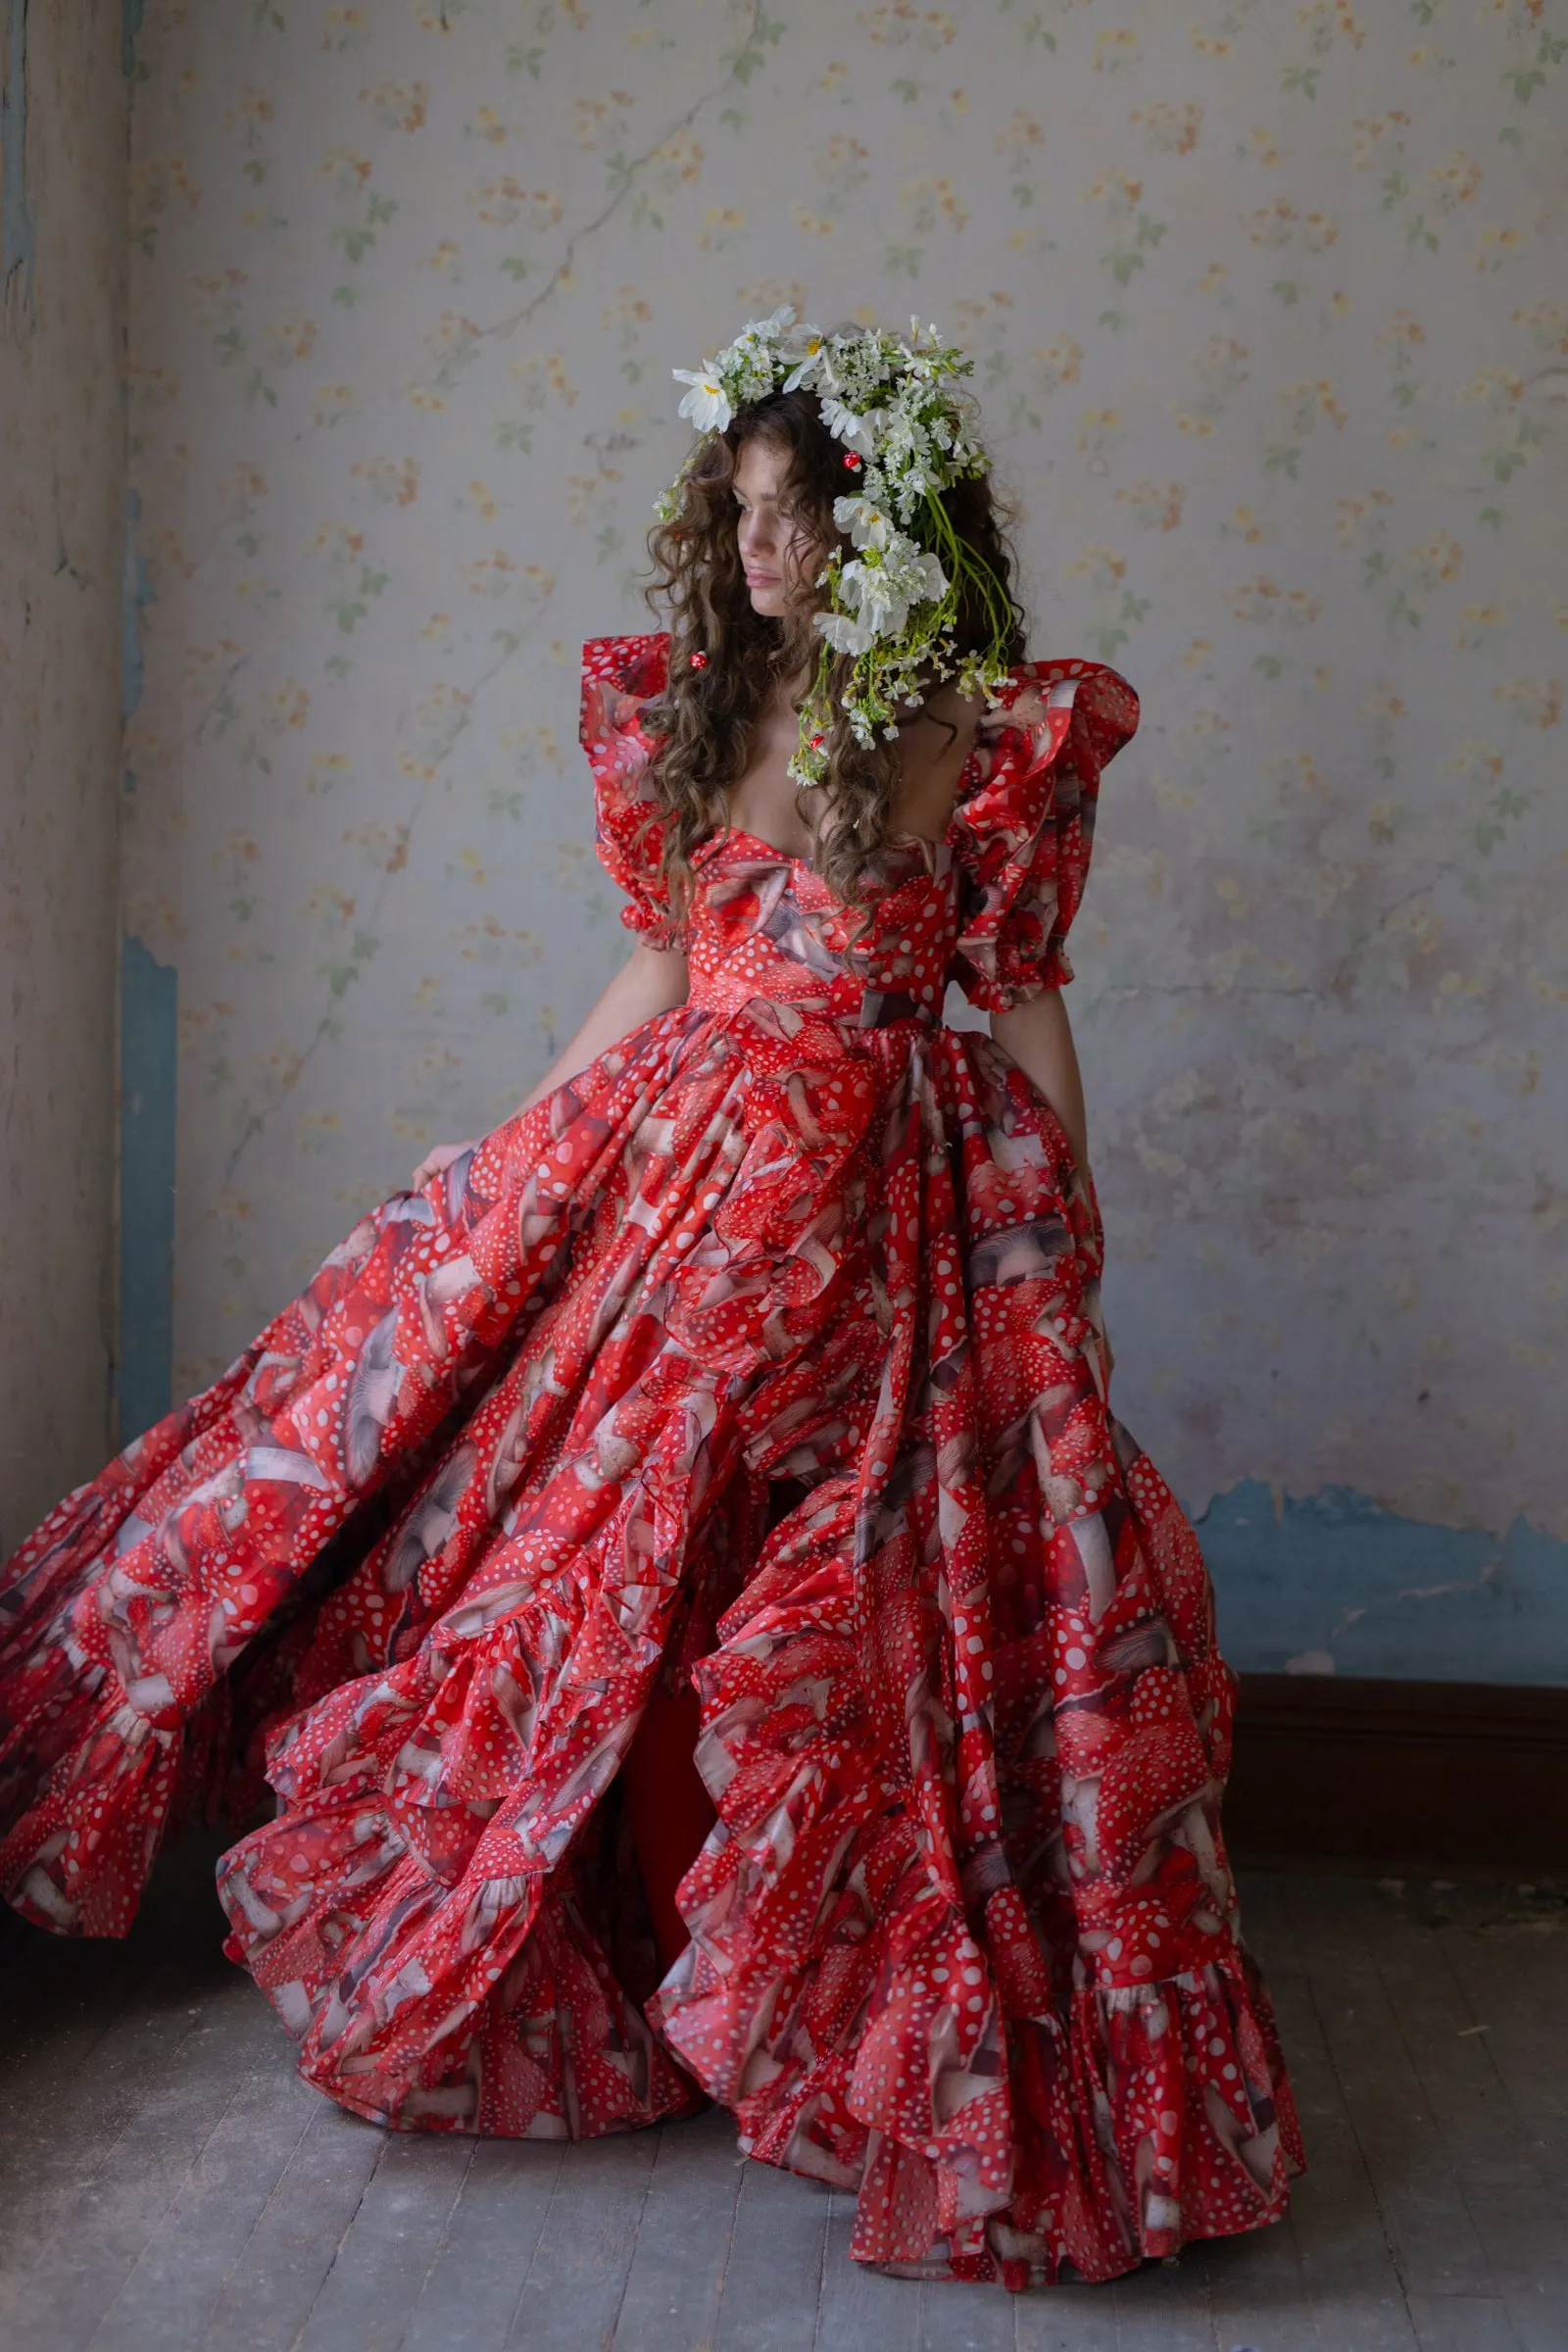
1226,1673,1568,1869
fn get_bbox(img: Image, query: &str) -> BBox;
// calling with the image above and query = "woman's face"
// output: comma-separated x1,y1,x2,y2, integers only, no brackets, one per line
731,437,826,619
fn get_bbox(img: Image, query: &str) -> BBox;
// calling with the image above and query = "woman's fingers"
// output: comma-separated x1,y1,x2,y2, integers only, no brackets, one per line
410,1139,475,1192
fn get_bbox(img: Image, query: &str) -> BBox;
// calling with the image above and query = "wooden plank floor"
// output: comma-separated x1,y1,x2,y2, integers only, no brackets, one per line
1,1839,1564,2350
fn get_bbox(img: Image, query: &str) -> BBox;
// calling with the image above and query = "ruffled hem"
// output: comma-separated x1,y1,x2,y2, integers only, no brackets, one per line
221,1814,705,2138
718,1945,1301,2287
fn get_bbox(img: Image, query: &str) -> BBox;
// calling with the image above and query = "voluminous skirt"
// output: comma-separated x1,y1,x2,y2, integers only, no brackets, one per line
0,1000,1303,2286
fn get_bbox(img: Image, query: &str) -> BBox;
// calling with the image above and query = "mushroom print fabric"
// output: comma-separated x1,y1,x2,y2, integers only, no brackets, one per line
0,631,1303,2288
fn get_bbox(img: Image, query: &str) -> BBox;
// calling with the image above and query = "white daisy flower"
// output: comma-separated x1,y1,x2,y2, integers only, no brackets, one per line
841,540,948,637
817,397,878,459
832,495,897,551
672,368,733,433
814,611,878,657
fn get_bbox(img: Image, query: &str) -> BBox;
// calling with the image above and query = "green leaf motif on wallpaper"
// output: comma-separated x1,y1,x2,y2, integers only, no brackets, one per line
884,243,924,279
333,194,397,269
327,568,391,635
999,2,1057,52
1473,788,1534,858
1503,32,1567,107
722,7,786,86
320,933,382,1001
1281,64,1320,100
1270,280,1301,306
506,45,544,78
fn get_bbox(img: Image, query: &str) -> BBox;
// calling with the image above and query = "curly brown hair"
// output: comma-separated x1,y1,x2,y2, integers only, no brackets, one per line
640,384,1028,919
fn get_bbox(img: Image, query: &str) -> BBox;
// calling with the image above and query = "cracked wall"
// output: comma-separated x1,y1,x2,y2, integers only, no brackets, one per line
0,0,126,1544
118,0,1565,1675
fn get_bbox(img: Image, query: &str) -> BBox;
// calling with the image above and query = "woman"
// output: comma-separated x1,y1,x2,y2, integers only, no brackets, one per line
0,310,1302,2288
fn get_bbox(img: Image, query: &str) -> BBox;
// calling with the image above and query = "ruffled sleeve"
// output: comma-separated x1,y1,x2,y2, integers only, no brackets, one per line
579,630,681,949
947,657,1140,1011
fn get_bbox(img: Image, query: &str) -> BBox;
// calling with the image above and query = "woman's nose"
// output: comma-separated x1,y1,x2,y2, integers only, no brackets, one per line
740,510,776,560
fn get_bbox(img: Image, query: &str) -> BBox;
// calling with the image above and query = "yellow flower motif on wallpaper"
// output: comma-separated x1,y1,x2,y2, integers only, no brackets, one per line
993,110,1042,172
1430,154,1483,212
1093,28,1141,73
1297,1,1366,55
1511,302,1567,355
900,176,967,235
1493,678,1562,729
469,180,564,231
859,4,957,50
1407,532,1463,590
1130,102,1201,156
320,11,369,54
360,82,429,134
1242,199,1338,253
313,384,358,426
1114,480,1185,532
266,312,318,367
700,209,746,253
351,456,421,508
461,552,519,598
575,93,635,152
1351,113,1409,177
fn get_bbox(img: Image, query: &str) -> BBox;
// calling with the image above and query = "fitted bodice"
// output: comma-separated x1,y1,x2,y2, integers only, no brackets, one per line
683,825,964,1043
579,630,1141,1035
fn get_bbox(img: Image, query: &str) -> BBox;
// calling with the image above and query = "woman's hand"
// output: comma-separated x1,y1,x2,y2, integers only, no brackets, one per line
410,1138,477,1192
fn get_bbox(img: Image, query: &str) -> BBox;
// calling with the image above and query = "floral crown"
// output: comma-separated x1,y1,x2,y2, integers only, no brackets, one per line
657,306,1016,787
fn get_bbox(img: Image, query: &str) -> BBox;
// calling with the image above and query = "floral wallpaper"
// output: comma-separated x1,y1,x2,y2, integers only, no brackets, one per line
122,0,1565,1550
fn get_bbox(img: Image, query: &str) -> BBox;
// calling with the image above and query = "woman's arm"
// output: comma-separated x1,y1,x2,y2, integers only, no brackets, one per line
514,939,689,1115
410,940,689,1187
988,986,1088,1175
989,986,1114,1380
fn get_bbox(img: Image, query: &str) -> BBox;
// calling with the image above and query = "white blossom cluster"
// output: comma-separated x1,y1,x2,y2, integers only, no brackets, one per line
660,307,1016,781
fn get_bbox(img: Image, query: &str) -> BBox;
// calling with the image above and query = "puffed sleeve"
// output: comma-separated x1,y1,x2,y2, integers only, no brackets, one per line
578,630,682,949
947,657,1139,1011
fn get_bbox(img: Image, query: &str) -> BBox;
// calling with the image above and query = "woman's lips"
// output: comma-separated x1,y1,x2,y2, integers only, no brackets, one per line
745,571,779,586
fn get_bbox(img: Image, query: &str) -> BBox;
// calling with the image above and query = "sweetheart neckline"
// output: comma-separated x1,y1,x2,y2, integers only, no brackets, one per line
709,741,984,875
705,821,956,877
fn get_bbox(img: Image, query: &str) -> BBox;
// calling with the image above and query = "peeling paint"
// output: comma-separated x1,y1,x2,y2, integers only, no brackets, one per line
118,937,176,1445
0,0,34,318
1198,1480,1568,1686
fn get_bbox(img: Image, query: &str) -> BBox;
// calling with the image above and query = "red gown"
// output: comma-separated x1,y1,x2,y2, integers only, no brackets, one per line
0,632,1303,2287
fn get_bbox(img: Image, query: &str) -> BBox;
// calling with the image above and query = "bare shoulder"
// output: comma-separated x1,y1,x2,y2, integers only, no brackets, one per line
894,674,986,765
